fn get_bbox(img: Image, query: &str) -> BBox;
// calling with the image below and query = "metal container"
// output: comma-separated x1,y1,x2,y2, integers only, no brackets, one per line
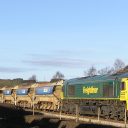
35,86,54,95
16,88,28,95
3,90,11,95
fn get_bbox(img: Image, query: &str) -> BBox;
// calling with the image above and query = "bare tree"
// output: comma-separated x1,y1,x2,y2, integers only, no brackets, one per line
114,59,125,72
84,66,97,77
84,59,125,76
52,71,64,79
98,67,114,75
29,75,37,81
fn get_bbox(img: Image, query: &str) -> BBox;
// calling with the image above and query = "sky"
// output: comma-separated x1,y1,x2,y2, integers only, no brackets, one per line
0,0,128,81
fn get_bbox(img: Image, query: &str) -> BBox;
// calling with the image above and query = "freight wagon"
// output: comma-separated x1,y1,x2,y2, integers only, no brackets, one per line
34,80,63,111
2,86,17,104
0,87,4,103
16,83,37,108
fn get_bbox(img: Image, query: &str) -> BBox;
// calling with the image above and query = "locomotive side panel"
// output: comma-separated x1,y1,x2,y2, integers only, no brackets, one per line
61,76,126,120
63,76,120,99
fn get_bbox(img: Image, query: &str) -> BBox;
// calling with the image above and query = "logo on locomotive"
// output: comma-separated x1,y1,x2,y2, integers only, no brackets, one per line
83,86,98,95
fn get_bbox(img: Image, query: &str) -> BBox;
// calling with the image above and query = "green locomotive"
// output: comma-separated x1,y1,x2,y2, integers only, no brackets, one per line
61,73,128,120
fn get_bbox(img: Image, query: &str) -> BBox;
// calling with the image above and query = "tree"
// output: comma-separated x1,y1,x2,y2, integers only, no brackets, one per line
98,67,114,75
29,75,37,81
52,71,64,79
114,59,125,72
84,66,97,77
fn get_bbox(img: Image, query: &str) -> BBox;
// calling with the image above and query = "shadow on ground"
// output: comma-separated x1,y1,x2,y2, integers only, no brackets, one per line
29,118,118,128
0,103,32,128
0,103,119,128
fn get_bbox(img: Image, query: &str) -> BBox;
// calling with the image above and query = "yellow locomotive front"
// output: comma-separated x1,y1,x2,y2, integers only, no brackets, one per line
120,78,128,110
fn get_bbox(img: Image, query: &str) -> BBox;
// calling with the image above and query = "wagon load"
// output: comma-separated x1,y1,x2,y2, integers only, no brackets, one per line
16,88,28,95
35,86,54,95
3,90,12,95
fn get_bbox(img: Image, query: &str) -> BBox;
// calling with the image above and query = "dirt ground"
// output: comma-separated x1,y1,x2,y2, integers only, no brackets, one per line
0,103,118,128
0,115,118,128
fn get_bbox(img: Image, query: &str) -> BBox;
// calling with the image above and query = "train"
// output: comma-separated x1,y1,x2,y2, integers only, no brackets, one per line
0,72,128,121
62,73,128,120
0,80,63,111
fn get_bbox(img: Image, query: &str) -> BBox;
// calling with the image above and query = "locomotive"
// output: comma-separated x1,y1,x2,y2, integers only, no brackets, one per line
61,72,128,120
1,72,128,120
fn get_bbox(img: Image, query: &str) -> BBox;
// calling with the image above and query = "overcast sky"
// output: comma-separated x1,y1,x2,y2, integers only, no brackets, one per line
0,0,128,81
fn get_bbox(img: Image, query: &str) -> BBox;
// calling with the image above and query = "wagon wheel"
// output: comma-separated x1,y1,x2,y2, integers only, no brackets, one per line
113,115,119,121
104,114,109,120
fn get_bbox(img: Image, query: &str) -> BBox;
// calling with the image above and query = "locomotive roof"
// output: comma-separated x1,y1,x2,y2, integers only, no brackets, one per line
65,75,115,85
112,72,128,78
65,72,128,85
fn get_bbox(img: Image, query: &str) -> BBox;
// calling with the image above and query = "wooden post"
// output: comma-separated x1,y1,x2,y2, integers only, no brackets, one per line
23,102,25,108
76,104,79,122
14,94,16,106
33,89,35,116
60,101,62,120
33,102,34,116
98,107,100,121
2,94,3,103
125,108,127,128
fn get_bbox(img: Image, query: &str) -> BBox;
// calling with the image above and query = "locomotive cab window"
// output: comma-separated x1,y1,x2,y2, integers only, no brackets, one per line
0,90,2,94
103,83,114,97
68,85,75,96
120,82,125,90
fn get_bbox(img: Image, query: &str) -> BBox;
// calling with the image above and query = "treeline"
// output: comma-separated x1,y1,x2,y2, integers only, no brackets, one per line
0,78,36,87
0,59,127,87
51,59,128,80
84,59,126,77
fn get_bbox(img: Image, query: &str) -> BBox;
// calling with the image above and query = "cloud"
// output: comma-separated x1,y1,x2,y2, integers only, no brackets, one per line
0,67,35,73
24,51,109,69
0,67,22,73
23,58,99,68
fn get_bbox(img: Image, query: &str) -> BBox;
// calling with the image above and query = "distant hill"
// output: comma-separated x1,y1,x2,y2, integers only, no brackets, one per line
0,78,36,87
50,78,64,83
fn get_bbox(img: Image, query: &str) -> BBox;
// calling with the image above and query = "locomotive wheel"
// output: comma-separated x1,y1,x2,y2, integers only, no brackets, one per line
101,105,110,119
104,115,110,119
113,115,118,120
